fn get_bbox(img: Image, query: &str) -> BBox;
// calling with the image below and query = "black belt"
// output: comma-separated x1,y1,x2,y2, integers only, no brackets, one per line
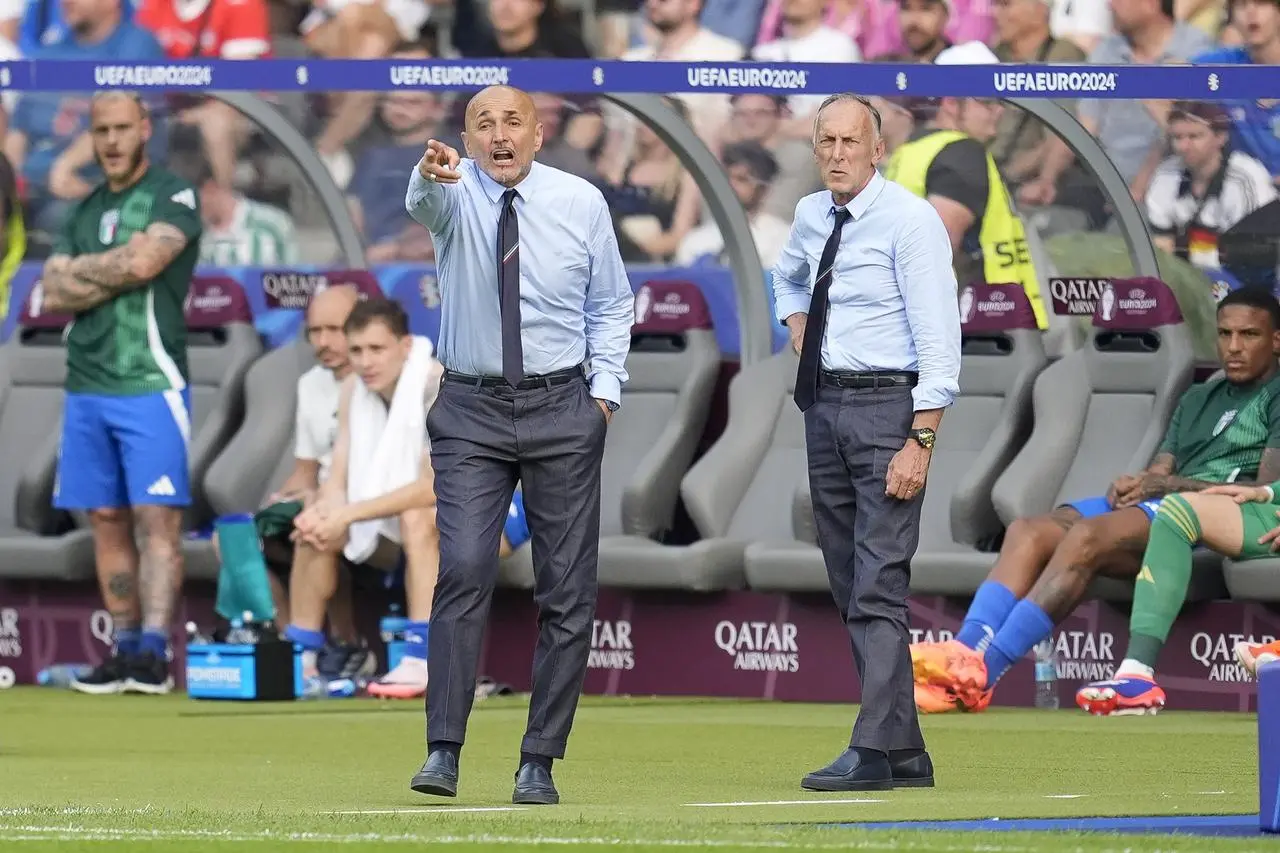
443,364,585,390
819,370,918,389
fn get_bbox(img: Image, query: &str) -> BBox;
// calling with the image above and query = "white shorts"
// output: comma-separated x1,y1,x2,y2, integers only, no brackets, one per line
300,0,429,44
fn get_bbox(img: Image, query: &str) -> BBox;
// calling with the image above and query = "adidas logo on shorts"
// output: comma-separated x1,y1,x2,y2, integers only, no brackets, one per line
146,476,177,497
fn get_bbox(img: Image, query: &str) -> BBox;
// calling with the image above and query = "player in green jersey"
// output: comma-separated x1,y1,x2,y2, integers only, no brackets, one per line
912,288,1280,713
39,91,203,696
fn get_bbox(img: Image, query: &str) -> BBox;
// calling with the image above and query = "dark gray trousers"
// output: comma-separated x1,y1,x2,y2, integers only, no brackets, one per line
425,371,607,758
804,383,926,753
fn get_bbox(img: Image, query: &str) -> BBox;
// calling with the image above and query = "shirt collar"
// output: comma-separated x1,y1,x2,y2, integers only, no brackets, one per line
831,170,884,221
474,159,539,204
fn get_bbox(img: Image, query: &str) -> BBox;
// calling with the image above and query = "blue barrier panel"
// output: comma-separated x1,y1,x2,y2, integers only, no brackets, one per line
0,58,1265,98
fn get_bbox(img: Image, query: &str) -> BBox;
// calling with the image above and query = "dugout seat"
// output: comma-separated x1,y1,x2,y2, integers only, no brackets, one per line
504,281,720,588
744,283,1049,594
0,291,94,579
598,347,801,592
183,277,265,529
981,277,1225,601
184,339,317,580
1223,557,1280,602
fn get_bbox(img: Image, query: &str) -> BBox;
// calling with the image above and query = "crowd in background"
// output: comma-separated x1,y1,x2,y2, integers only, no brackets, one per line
0,0,1277,283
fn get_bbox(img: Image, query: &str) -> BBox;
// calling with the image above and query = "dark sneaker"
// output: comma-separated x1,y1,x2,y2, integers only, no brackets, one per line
124,651,174,695
318,642,378,682
70,655,129,695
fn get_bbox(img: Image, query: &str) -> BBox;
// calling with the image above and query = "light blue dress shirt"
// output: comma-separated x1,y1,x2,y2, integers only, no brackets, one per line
405,158,634,404
772,171,962,412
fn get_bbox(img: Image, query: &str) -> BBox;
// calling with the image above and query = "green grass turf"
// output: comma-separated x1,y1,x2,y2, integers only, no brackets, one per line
0,687,1269,851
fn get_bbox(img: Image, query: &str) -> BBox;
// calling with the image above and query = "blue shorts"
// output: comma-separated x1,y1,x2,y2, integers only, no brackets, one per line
1064,494,1161,521
504,490,530,549
54,390,192,510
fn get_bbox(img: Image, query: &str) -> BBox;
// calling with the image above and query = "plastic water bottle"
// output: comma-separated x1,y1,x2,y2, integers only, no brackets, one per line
37,664,93,687
1033,639,1059,709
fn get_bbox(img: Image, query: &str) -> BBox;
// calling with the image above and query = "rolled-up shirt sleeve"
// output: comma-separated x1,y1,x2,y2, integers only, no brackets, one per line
584,196,634,405
772,214,813,324
405,164,460,236
895,204,962,411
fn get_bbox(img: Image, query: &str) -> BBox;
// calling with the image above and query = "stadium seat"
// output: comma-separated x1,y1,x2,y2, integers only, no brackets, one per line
183,277,265,529
185,339,316,580
744,284,1049,595
984,277,1225,602
0,293,94,579
598,348,801,592
502,281,720,588
1223,557,1280,603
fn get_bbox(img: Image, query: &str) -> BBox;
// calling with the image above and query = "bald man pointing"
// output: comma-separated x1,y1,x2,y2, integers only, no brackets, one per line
405,85,634,805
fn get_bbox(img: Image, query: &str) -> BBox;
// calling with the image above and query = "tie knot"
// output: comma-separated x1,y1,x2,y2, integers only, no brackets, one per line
503,188,519,207
832,206,852,225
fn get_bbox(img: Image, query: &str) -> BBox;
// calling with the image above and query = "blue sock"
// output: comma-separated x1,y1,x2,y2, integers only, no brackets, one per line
956,581,1018,650
139,630,168,659
284,625,326,651
983,600,1055,685
114,628,140,657
404,620,429,661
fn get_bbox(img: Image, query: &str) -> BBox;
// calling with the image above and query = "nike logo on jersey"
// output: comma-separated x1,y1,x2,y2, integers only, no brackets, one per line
147,476,177,497
169,189,197,210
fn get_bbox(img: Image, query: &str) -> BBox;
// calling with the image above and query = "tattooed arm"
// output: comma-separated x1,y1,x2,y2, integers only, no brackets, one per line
1116,449,1280,506
41,222,190,313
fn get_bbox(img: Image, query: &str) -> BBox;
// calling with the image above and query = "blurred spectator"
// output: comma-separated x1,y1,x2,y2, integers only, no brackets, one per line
183,159,300,266
136,0,271,190
9,0,138,51
870,95,917,156
758,0,899,59
1024,0,1212,211
596,0,641,56
751,0,862,141
455,0,602,154
348,89,455,262
599,98,702,263
4,0,164,233
718,93,818,220
879,0,952,61
0,27,18,140
699,0,767,49
1146,101,1277,269
675,141,789,269
621,0,743,141
1177,0,1226,37
1051,0,1112,52
302,0,433,187
531,92,595,177
1193,0,1280,181
885,43,1048,327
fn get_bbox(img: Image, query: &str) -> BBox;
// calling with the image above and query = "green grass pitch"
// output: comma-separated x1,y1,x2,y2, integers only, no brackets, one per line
0,688,1269,851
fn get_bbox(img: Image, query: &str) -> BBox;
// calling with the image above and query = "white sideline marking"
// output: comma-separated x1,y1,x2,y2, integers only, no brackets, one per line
1043,794,1086,799
684,799,886,807
0,825,1043,852
1197,791,1228,795
328,808,529,815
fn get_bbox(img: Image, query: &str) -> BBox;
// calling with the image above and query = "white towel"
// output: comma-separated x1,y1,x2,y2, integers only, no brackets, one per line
343,335,433,564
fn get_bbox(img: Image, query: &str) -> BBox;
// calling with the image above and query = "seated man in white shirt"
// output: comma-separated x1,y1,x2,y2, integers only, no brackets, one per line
676,141,790,269
284,298,442,700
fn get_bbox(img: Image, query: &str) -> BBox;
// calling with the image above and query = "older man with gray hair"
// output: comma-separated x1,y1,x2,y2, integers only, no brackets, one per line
772,93,961,792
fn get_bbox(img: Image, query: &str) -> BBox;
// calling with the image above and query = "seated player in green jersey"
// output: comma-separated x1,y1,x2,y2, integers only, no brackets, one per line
1077,477,1280,713
913,288,1280,714
39,91,203,696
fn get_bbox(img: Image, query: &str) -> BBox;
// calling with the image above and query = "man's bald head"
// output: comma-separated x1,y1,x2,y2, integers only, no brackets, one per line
306,286,359,374
462,85,544,188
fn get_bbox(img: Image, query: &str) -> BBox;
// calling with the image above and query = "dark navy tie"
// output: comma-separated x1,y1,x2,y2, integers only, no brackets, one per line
498,188,523,387
794,207,852,412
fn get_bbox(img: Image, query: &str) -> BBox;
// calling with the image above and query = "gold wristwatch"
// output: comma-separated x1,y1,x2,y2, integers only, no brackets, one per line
909,428,936,450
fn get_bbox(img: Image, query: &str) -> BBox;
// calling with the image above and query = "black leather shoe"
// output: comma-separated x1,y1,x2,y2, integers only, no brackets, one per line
512,762,560,805
801,748,893,792
410,751,459,798
889,749,935,788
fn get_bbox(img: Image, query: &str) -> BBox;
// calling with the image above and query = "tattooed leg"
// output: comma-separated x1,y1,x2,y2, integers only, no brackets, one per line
1027,507,1152,622
133,505,185,637
987,507,1083,598
89,507,141,640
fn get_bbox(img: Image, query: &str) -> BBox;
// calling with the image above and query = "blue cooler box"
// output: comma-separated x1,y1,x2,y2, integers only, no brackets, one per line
186,640,297,701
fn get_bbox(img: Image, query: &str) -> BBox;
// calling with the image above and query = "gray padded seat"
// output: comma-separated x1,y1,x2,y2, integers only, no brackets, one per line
183,277,265,528
599,349,802,591
0,299,94,579
184,339,316,580
983,277,1226,601
1223,555,1280,602
746,283,1049,594
503,281,720,588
